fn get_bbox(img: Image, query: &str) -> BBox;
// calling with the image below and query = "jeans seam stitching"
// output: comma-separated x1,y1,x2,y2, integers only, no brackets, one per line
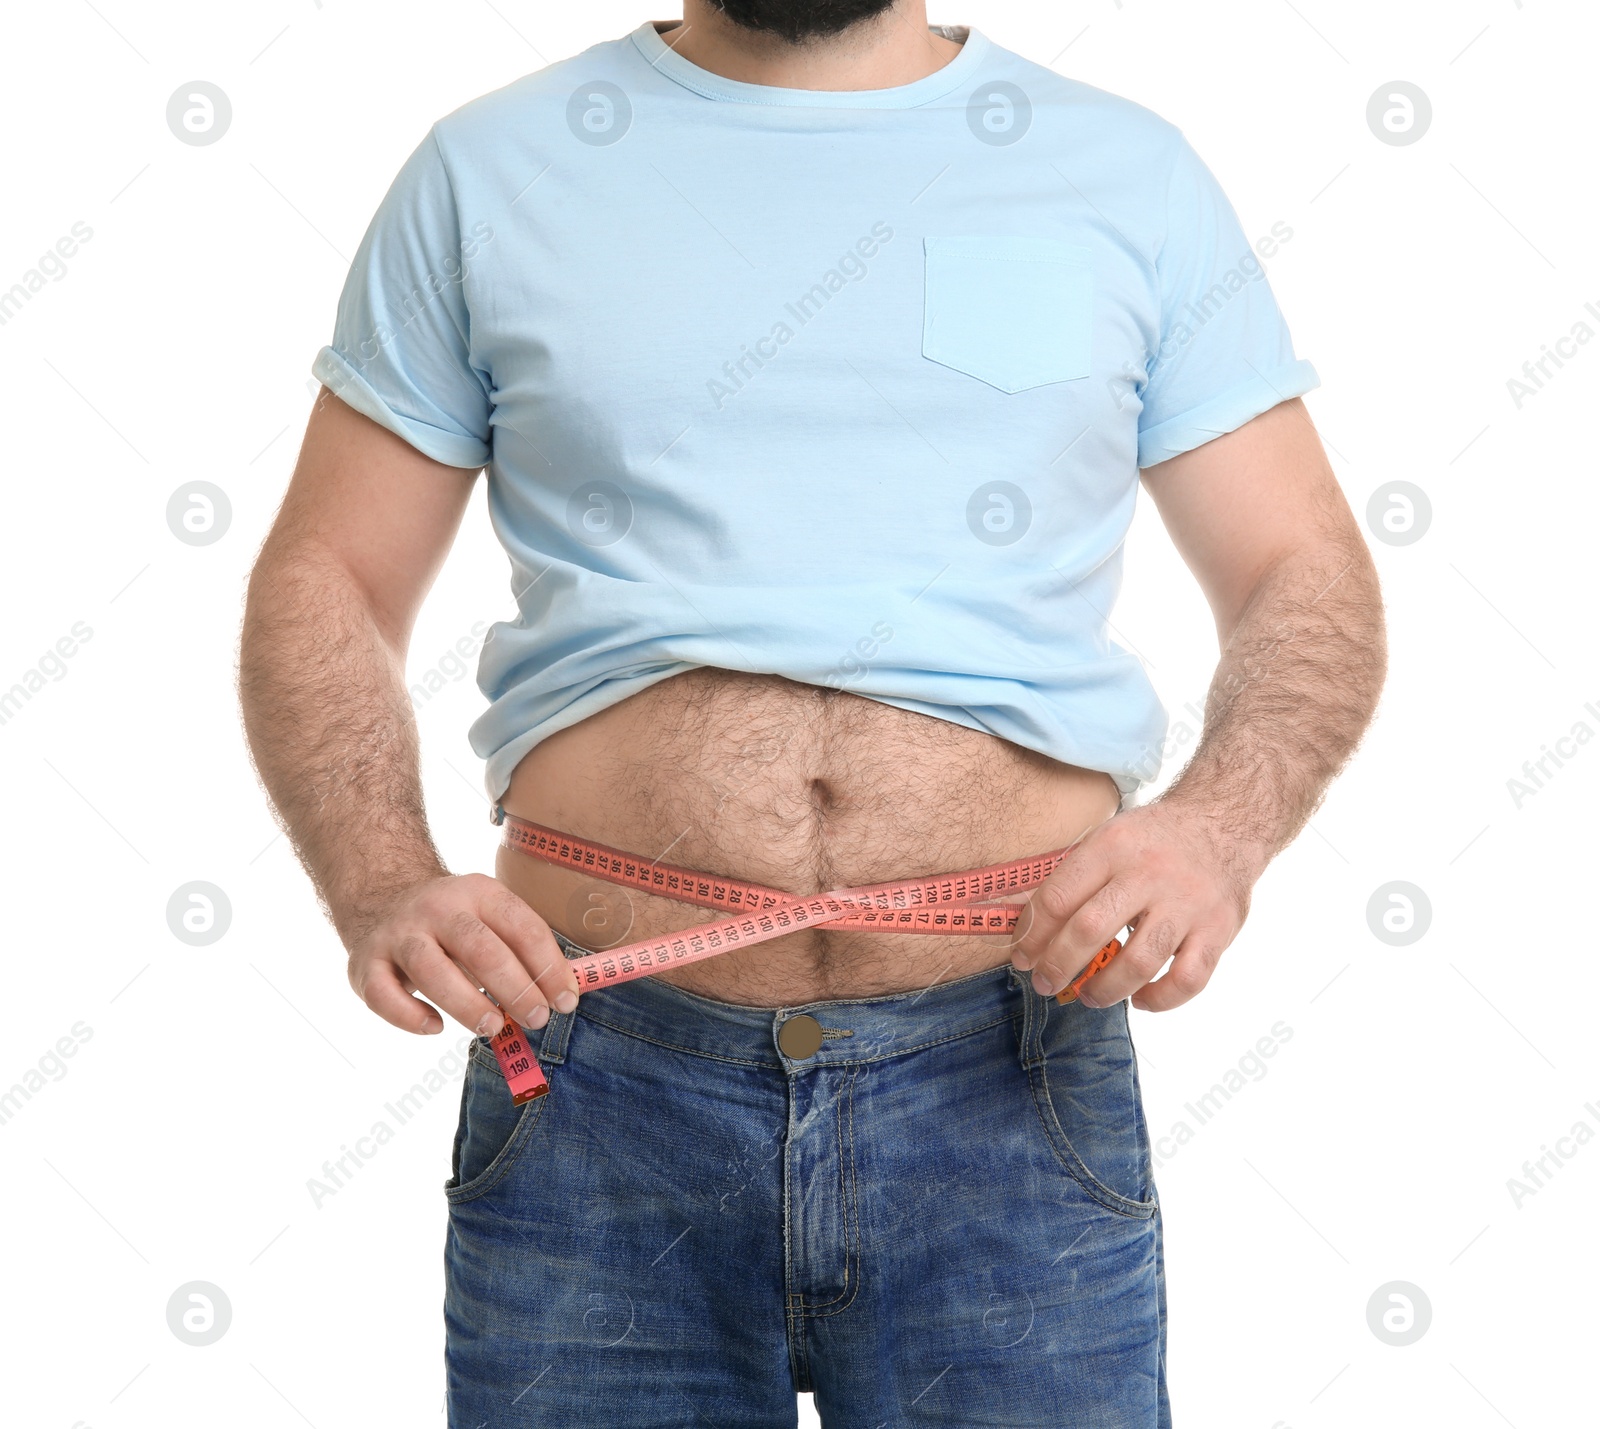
845,1013,1014,1063
540,1006,573,1063
575,1013,780,1067
577,1009,1014,1067
782,1078,811,1390
795,1077,848,1313
817,1064,863,1318
444,1085,549,1205
800,1066,861,1317
1028,1056,1158,1220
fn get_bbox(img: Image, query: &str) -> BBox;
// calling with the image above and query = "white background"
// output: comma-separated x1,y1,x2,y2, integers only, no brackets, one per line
1,1,1594,1426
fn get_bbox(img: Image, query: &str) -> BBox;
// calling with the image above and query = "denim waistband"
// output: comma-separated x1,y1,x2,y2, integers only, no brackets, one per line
538,927,1033,1071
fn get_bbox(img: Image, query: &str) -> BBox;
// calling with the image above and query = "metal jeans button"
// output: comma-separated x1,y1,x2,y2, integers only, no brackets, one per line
777,1013,824,1060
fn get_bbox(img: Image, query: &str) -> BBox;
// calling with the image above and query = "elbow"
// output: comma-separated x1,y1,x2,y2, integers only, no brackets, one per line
239,536,298,666
1354,538,1388,678
1340,538,1389,733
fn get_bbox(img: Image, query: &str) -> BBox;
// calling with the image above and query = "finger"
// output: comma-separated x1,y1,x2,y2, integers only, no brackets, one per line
1029,876,1144,996
395,934,522,1037
430,906,560,1035
471,879,582,1014
1011,841,1114,969
1077,913,1185,1007
355,956,445,1035
1055,936,1122,1004
1128,935,1221,1013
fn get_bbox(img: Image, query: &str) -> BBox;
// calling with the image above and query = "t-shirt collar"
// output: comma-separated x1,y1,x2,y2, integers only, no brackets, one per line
629,19,990,109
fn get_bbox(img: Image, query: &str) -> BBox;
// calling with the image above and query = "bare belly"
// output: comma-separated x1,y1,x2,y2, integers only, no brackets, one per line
497,670,1120,1007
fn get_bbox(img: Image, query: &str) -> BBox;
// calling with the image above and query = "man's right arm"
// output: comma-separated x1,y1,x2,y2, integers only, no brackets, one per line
239,387,578,1038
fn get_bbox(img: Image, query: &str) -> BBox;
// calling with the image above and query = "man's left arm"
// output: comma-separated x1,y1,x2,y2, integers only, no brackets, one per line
1013,396,1388,1010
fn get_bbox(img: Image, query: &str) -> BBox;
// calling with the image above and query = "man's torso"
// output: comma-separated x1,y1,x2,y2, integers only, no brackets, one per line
461,30,1160,1003
498,668,1118,1005
314,26,1309,1005
403,23,1190,799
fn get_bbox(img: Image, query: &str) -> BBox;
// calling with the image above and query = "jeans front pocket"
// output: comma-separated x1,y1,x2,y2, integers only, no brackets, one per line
1026,997,1158,1219
445,1036,550,1205
922,235,1094,393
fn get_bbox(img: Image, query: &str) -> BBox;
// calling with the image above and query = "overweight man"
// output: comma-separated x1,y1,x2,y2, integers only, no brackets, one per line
240,3,1385,1424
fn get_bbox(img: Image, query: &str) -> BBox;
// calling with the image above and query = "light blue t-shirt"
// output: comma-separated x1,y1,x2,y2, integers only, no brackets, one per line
313,21,1317,801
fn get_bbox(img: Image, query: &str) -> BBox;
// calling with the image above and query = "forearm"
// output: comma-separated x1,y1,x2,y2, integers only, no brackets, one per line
239,543,446,941
1160,539,1387,874
1015,403,1386,1009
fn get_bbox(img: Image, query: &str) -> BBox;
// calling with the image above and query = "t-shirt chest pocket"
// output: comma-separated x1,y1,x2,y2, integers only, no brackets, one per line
921,236,1095,393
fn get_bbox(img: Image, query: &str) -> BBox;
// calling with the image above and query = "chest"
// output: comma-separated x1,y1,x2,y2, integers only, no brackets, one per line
459,144,1162,479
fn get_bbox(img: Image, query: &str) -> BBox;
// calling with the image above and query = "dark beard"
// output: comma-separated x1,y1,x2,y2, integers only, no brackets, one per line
708,0,901,44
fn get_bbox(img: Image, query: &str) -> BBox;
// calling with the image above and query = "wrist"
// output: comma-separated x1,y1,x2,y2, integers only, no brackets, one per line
1150,782,1275,887
327,857,451,946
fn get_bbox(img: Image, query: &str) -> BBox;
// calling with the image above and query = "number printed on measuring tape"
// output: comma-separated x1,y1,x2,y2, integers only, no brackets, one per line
486,815,1123,1100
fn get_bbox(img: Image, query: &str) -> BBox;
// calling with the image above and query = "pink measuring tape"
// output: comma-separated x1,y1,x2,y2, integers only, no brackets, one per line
485,813,1122,1104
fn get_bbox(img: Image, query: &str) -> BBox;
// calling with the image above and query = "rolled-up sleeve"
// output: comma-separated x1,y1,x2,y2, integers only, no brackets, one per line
1137,133,1319,469
311,126,493,469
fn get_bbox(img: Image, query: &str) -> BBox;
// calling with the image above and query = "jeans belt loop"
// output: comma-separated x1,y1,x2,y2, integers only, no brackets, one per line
1017,972,1047,1071
538,1006,574,1064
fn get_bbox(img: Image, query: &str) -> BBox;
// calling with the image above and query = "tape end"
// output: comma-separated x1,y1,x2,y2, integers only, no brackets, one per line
1056,937,1123,1005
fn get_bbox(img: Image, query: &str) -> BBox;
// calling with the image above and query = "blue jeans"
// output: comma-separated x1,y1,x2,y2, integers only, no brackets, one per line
443,931,1169,1426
